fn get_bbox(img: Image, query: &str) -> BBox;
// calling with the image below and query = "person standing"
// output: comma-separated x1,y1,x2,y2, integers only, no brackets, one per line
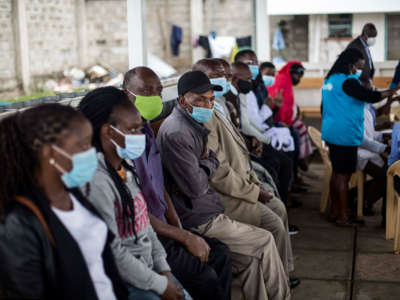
321,48,398,226
346,23,377,84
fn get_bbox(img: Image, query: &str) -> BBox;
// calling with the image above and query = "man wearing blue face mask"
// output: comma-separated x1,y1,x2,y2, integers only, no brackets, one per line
157,71,291,300
123,67,233,300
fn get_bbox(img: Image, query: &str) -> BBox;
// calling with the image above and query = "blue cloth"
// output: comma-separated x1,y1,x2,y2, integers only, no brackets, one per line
390,60,400,89
272,28,285,50
127,273,192,300
133,123,168,223
170,25,182,56
389,122,400,167
321,73,365,146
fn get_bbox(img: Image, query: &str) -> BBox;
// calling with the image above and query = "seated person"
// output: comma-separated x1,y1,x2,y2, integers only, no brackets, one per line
0,104,127,300
123,66,232,300
79,87,190,300
230,61,295,206
357,104,388,216
192,59,297,286
157,70,291,300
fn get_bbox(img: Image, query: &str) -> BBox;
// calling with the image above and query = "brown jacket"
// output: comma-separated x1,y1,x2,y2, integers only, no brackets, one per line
205,111,262,227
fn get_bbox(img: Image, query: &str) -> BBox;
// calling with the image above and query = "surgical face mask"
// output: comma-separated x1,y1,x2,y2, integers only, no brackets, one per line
249,65,259,80
237,79,252,94
226,81,232,93
367,37,376,47
356,69,363,78
262,75,275,87
127,89,163,121
50,146,98,188
110,125,146,160
188,104,214,124
209,77,228,99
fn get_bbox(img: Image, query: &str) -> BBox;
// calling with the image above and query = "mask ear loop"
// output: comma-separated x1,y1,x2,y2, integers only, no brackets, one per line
109,125,128,150
49,145,72,175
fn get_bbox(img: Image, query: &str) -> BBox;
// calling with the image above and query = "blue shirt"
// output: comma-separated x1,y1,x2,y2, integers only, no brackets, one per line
321,73,365,146
389,122,400,166
133,123,168,223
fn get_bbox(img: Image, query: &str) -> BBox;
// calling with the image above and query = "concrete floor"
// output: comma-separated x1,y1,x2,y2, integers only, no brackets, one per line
289,163,399,300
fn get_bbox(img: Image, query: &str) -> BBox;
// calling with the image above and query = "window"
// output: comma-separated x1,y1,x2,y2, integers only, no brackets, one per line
387,14,400,60
328,14,353,38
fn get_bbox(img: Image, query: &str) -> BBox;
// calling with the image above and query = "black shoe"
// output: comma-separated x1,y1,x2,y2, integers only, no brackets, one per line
290,277,301,289
289,224,299,235
289,199,303,208
290,186,308,194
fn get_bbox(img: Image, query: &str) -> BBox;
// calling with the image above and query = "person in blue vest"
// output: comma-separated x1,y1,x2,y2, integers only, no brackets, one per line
321,48,398,226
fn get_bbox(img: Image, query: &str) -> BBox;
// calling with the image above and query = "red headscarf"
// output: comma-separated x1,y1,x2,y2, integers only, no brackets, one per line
267,60,303,126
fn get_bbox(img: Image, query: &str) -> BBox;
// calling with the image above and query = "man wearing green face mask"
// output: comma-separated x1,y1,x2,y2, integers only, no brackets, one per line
123,67,233,300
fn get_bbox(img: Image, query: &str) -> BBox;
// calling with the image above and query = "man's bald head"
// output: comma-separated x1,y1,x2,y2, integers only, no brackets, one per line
123,66,162,101
192,59,225,79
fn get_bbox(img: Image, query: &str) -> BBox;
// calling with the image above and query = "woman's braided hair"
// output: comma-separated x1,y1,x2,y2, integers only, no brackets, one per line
79,86,140,241
0,103,84,218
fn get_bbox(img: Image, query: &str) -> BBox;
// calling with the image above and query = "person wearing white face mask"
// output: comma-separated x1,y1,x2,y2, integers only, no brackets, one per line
346,23,377,85
79,87,192,300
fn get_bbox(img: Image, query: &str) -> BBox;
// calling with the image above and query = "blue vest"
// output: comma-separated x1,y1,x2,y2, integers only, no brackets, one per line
321,73,364,146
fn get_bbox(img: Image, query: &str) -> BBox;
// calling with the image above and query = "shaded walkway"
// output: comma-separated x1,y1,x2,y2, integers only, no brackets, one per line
289,163,400,300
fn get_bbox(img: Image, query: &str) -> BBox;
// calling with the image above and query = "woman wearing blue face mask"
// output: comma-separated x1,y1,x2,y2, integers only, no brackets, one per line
79,87,191,300
0,103,127,300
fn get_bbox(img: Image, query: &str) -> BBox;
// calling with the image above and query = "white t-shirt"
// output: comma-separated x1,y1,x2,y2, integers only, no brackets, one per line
52,194,117,300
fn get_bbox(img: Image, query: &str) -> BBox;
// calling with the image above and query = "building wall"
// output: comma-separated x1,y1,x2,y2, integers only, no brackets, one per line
25,0,79,77
86,0,129,72
0,0,17,90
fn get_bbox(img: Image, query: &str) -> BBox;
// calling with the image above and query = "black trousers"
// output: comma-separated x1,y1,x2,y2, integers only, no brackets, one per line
253,143,294,205
160,235,232,300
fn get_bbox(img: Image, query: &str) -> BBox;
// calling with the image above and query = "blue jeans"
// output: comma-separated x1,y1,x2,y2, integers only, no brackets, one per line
127,273,192,300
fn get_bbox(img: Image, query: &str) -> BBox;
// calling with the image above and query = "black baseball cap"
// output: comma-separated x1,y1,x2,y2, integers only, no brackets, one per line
178,71,223,96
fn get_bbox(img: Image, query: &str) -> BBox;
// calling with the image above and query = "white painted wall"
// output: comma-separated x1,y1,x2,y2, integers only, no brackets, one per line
267,0,400,15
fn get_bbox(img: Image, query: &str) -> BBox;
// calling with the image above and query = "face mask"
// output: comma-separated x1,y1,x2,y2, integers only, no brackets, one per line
51,146,98,188
249,65,259,80
189,104,214,124
367,37,376,47
226,81,232,93
127,90,163,121
110,125,146,160
210,77,228,98
356,69,363,78
262,75,275,87
237,79,252,94
291,77,300,86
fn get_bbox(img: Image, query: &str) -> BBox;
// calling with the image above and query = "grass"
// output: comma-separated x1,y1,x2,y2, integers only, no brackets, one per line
0,88,87,104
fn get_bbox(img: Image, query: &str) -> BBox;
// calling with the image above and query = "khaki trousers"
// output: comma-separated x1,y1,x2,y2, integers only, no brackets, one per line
258,193,294,274
192,214,291,300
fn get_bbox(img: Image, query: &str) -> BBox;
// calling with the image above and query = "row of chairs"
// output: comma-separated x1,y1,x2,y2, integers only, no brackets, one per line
308,126,400,254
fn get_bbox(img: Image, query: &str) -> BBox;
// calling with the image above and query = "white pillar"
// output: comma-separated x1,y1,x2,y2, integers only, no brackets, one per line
190,0,204,64
308,14,321,63
127,0,147,68
12,0,30,93
76,0,88,68
254,0,270,62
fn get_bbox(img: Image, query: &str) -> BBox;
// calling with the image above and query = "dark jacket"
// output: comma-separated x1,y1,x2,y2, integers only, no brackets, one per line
346,36,375,82
156,105,224,229
0,187,127,300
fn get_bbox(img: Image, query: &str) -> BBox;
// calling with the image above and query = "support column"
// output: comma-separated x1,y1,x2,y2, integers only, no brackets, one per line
254,0,270,61
12,0,30,93
76,0,88,68
190,0,204,64
308,14,321,64
127,0,147,68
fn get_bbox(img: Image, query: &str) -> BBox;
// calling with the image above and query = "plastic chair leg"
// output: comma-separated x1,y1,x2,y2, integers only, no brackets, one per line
394,196,400,254
387,175,395,240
